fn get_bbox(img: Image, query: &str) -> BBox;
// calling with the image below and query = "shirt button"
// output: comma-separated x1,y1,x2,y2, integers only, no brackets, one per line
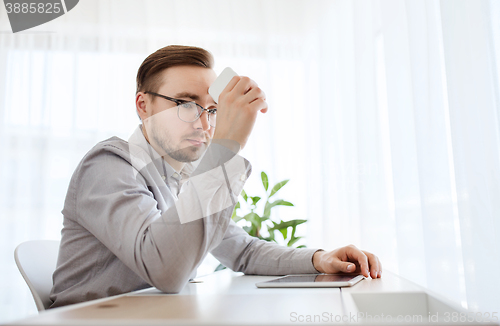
162,175,166,180
240,174,247,181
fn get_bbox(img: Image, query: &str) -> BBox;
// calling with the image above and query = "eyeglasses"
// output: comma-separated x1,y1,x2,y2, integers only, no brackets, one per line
145,91,217,127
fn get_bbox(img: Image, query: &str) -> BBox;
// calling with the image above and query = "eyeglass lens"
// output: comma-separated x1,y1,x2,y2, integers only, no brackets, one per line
178,102,216,127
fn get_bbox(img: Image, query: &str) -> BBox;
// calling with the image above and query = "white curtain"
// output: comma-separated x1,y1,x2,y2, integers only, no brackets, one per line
1,0,499,322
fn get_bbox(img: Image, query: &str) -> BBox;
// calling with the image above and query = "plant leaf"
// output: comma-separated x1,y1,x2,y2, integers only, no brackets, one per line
272,199,294,207
232,215,244,223
231,202,240,219
269,179,289,198
244,212,261,229
269,219,307,231
214,263,227,271
241,189,248,202
248,227,257,237
251,196,261,206
263,199,293,218
259,215,269,222
279,227,288,240
261,171,269,192
263,202,271,218
267,230,275,241
297,245,306,248
287,236,302,247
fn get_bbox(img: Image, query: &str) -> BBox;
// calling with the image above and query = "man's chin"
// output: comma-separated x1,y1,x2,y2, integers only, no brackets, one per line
168,145,206,163
185,145,206,161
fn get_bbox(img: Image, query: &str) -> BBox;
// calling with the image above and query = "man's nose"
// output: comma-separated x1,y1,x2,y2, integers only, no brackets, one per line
193,111,211,131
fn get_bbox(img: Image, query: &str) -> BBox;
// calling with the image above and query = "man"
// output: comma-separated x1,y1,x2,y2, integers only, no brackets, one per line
50,45,382,308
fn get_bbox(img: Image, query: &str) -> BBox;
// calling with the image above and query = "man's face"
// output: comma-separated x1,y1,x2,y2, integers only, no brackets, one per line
139,65,217,164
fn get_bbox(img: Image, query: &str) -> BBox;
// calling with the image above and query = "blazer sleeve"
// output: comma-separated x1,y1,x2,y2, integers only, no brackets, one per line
210,220,322,275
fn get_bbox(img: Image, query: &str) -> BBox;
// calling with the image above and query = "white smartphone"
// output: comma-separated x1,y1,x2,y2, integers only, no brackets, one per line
255,274,365,288
208,67,238,104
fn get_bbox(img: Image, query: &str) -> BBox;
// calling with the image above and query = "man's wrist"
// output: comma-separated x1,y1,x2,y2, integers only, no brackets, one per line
312,249,325,273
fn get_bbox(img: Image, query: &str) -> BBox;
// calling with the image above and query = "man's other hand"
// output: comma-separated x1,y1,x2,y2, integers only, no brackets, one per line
312,245,382,279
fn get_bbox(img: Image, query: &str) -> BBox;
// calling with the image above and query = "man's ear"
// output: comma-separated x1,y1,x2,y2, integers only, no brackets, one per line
135,92,148,121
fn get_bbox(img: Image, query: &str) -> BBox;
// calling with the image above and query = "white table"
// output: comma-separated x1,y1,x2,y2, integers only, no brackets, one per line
10,270,498,326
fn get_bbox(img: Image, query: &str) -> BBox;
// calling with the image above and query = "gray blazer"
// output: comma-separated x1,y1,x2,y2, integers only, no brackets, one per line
50,126,320,308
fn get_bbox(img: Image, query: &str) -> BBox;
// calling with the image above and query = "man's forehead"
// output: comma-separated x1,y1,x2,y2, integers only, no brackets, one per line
158,66,216,101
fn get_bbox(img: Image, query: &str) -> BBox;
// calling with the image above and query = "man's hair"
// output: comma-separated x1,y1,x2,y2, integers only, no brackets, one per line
136,45,214,96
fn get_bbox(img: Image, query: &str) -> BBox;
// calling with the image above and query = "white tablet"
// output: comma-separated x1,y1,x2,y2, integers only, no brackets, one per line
255,274,365,288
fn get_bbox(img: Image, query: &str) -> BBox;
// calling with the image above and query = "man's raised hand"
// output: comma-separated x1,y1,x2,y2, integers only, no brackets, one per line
212,76,267,150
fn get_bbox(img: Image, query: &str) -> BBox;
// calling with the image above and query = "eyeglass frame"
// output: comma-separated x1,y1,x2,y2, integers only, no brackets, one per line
144,91,217,127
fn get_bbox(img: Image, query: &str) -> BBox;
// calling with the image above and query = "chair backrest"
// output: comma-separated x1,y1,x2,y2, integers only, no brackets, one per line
14,240,60,311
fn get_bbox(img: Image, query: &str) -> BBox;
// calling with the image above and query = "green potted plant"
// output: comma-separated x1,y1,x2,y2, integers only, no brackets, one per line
215,171,307,271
